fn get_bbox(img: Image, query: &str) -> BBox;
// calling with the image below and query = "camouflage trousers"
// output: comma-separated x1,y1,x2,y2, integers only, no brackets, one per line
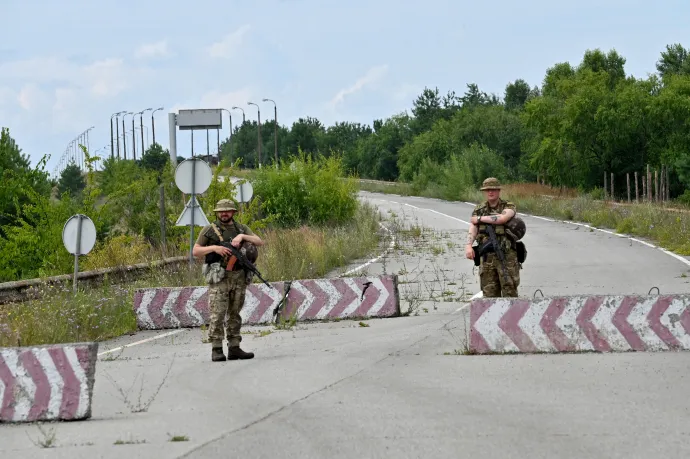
478,250,521,297
207,270,248,348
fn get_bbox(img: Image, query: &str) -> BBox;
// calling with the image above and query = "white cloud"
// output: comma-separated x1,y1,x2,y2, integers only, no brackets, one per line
0,56,148,102
17,84,48,111
0,55,157,145
329,64,389,107
391,83,422,103
83,58,135,97
135,40,171,59
206,25,251,59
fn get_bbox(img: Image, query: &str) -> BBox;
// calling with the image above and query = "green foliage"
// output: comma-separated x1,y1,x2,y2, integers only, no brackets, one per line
139,142,170,176
57,162,86,196
251,152,358,227
0,128,52,231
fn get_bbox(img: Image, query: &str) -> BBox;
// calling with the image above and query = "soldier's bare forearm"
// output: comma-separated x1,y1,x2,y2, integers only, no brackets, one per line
466,225,477,246
241,234,264,246
193,244,217,258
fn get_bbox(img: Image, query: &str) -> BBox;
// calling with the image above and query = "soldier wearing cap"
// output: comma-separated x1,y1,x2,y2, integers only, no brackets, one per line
465,177,523,297
193,198,264,362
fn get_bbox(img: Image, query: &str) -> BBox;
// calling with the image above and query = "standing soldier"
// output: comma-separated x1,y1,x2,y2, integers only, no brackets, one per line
193,199,264,362
465,177,525,297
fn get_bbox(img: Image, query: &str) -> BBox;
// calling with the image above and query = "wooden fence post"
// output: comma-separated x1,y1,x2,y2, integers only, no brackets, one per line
604,171,607,200
627,173,630,203
655,169,659,202
610,172,614,202
647,164,652,202
635,171,639,203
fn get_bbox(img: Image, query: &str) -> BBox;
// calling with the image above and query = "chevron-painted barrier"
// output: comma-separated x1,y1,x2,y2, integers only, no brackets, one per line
0,342,98,423
133,274,400,330
470,294,690,354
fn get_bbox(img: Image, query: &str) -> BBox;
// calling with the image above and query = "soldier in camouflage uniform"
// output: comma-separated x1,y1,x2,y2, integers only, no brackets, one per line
192,199,264,362
465,178,521,297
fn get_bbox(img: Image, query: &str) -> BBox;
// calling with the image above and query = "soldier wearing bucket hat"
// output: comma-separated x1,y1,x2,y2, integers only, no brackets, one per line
465,177,527,297
193,198,264,362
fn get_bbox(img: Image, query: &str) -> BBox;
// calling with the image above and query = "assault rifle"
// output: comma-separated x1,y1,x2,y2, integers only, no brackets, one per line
219,241,273,289
473,211,509,284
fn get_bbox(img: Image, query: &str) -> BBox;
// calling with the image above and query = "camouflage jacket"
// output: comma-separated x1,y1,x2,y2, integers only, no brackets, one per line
471,199,517,246
196,219,254,247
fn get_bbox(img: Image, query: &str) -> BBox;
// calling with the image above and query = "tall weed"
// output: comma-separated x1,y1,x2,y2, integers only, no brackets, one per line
251,152,359,227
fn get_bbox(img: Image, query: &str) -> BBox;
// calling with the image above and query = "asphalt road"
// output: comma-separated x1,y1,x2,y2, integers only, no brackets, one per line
2,190,690,458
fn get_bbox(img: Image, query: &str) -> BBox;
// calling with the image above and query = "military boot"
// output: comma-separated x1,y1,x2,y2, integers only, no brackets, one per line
227,346,254,360
211,347,226,362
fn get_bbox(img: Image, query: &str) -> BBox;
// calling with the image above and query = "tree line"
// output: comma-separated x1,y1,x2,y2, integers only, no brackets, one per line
220,43,690,201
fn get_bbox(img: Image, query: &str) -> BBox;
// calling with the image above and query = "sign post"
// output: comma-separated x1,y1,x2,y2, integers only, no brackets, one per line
174,158,213,266
167,108,223,167
62,214,97,294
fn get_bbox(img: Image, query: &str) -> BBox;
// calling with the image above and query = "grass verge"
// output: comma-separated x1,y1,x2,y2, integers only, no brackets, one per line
0,201,383,347
359,180,690,257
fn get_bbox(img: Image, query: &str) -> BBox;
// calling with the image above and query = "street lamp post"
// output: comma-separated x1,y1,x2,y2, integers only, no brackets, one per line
137,108,152,157
110,112,121,160
231,106,245,123
247,102,261,168
114,111,125,160
263,98,278,165
122,112,131,159
152,107,164,145
131,114,137,160
85,126,95,167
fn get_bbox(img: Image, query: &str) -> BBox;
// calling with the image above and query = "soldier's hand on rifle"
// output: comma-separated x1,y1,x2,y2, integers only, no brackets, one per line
215,245,232,257
231,234,243,248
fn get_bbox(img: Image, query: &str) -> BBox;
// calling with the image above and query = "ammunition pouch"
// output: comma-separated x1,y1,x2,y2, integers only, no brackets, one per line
202,262,226,284
516,240,527,264
204,248,222,266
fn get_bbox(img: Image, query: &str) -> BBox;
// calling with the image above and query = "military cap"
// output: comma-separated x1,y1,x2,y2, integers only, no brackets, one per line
213,199,238,212
480,177,502,190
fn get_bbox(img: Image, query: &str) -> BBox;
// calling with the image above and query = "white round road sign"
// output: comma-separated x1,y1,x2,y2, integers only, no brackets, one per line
175,158,213,194
62,214,97,255
233,180,254,203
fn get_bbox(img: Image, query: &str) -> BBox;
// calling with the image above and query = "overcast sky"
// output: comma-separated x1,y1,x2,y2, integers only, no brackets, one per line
0,0,686,174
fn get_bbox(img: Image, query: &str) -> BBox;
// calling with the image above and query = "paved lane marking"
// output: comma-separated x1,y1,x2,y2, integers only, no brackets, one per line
97,329,185,357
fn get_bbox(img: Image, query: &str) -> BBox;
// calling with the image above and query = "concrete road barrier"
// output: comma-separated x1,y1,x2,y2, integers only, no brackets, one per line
133,274,401,330
470,294,690,354
0,342,98,423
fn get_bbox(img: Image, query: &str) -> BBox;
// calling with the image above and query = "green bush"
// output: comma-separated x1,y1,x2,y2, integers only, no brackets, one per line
252,152,359,227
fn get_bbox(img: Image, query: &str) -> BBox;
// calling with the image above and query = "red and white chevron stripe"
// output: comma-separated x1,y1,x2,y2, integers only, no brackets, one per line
470,295,690,354
279,276,398,321
133,275,400,330
0,342,98,423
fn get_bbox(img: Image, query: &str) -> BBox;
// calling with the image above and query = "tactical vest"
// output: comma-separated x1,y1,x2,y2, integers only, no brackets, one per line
203,219,245,265
475,200,510,246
